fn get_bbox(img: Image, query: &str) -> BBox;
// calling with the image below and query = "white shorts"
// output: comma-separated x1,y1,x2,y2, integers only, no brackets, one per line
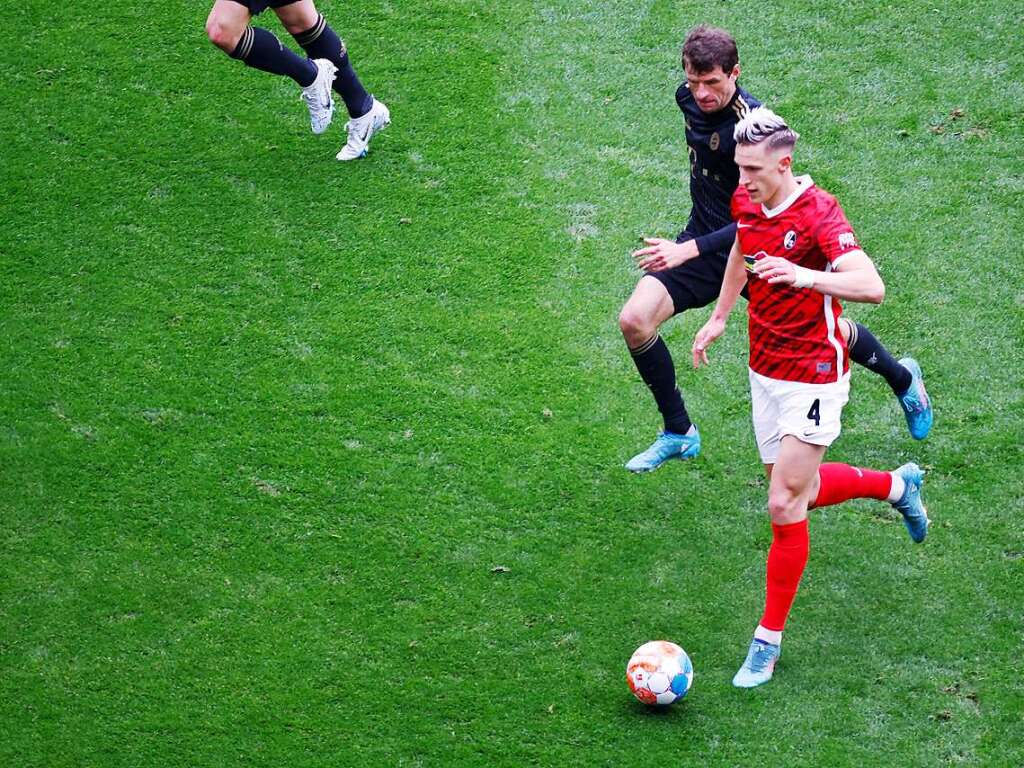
749,368,850,465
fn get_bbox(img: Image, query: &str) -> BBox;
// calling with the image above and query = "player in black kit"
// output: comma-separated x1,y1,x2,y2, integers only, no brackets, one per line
205,0,389,160
619,25,933,472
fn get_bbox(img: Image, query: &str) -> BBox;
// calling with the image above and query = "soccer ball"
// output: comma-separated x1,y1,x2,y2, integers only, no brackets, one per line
626,640,694,706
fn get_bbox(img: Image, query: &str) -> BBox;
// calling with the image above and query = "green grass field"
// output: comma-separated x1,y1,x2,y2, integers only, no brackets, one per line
2,0,1022,765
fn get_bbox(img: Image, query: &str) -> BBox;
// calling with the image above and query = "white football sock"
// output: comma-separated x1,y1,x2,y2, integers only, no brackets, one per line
754,625,782,646
887,473,906,503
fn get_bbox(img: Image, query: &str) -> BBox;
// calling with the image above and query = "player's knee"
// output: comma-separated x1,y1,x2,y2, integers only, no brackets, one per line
767,488,803,523
619,306,653,342
207,19,242,53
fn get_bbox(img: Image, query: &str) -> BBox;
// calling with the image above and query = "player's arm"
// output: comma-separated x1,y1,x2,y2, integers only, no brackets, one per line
692,237,746,367
693,223,737,258
751,250,884,304
635,221,736,271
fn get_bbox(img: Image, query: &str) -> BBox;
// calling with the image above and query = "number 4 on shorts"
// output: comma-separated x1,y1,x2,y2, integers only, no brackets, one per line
807,398,821,427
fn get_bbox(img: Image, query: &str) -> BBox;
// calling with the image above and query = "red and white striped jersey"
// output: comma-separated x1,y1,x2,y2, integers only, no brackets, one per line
732,176,865,384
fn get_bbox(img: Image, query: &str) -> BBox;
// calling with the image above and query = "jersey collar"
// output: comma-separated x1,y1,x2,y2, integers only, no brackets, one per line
761,175,814,218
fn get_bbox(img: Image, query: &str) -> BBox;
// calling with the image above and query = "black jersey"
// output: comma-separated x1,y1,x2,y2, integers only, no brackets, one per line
675,83,760,254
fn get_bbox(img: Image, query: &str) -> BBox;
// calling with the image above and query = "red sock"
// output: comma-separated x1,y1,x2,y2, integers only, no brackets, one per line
760,519,809,632
813,462,893,509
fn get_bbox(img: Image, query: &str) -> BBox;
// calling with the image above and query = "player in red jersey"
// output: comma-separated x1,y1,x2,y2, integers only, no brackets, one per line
691,107,930,688
620,27,931,475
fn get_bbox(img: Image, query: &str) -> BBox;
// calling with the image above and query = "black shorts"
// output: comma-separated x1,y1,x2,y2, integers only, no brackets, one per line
648,231,747,315
228,0,300,15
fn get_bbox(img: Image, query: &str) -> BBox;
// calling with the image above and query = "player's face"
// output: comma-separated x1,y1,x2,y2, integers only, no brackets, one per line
736,142,791,205
683,63,739,113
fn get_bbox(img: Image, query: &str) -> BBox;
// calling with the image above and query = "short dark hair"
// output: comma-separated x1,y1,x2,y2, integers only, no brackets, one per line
682,25,739,74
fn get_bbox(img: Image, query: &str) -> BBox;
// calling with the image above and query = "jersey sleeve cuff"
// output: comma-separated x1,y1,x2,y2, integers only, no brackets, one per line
830,249,865,270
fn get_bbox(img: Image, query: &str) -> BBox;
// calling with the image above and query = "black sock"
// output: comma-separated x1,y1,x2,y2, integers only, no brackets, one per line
630,334,692,434
848,322,912,394
292,15,372,118
231,26,316,87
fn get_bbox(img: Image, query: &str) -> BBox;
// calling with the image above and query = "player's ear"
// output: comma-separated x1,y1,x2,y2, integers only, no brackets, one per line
730,65,740,82
777,153,793,172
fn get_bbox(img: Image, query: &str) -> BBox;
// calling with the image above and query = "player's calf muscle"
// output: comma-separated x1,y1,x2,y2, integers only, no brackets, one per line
274,0,320,35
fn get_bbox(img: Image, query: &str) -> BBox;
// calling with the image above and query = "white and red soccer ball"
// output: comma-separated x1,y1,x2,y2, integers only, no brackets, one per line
626,640,694,706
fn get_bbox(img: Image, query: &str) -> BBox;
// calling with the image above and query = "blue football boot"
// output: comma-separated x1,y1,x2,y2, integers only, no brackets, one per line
891,462,929,543
732,639,781,688
625,429,701,473
897,358,933,440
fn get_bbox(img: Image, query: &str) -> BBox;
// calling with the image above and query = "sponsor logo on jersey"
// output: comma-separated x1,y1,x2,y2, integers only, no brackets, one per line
784,230,797,249
838,232,857,250
816,362,833,374
709,132,720,151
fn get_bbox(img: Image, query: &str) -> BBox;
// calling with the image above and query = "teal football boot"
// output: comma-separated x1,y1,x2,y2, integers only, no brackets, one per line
897,358,933,440
732,639,781,688
625,429,701,473
891,462,929,543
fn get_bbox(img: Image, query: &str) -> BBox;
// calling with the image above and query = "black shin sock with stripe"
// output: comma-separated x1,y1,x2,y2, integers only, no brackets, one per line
292,15,372,118
231,26,316,87
630,334,692,435
847,322,912,395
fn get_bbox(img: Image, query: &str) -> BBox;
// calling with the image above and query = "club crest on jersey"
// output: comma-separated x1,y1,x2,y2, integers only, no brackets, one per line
709,132,720,151
783,230,797,249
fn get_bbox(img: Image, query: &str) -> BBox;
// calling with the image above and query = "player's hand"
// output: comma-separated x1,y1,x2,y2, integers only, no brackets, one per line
692,317,725,368
632,238,699,272
752,256,798,285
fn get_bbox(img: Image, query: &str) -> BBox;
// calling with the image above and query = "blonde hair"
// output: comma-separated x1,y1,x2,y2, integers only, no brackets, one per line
733,106,800,150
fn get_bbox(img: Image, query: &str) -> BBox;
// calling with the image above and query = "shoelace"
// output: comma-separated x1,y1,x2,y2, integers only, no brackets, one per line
748,644,775,672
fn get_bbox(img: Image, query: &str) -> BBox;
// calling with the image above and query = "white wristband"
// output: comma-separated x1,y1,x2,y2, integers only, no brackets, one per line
792,265,815,289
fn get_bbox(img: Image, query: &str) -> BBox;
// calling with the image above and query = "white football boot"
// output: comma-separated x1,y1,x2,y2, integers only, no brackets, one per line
336,97,390,161
300,58,338,135
732,639,781,688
